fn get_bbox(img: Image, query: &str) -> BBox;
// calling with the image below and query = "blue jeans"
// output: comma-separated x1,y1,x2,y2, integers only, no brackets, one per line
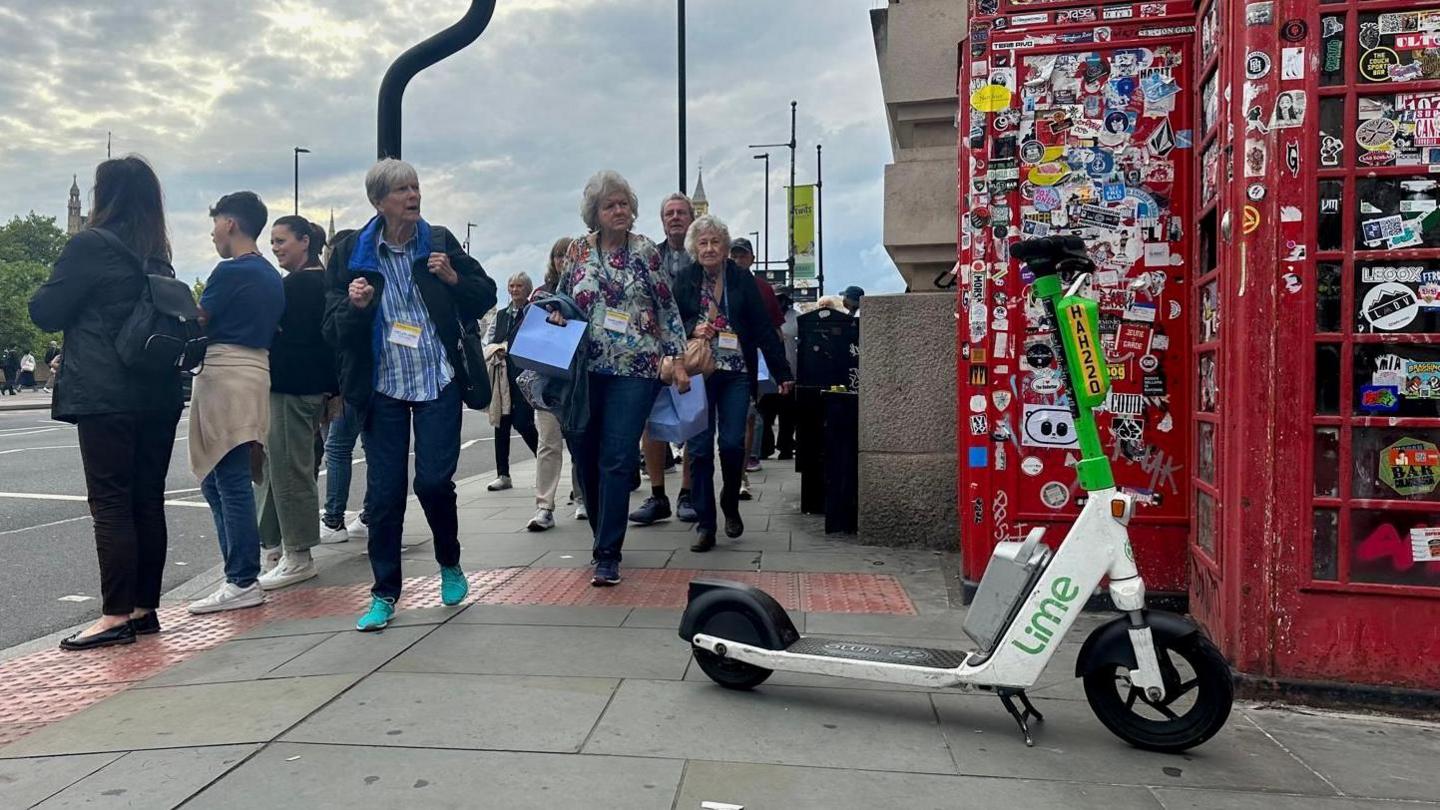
570,372,661,563
323,400,368,525
686,371,751,535
364,382,462,601
201,443,262,588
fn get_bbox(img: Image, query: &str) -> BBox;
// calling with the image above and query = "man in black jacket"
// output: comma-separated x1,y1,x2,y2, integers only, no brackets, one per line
323,159,496,632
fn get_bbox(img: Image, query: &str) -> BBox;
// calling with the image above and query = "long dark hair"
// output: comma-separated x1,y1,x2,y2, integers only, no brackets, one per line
272,215,326,265
86,155,170,261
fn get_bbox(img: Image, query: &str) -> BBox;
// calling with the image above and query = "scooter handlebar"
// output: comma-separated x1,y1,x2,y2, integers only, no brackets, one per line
1012,235,1094,279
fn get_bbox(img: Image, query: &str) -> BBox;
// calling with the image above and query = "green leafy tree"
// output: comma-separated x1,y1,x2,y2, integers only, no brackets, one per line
0,214,67,353
192,279,206,303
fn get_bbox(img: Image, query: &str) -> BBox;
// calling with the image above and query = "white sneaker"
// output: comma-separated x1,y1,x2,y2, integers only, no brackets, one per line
527,508,555,532
488,476,513,492
319,519,349,544
346,515,369,541
258,553,318,591
261,547,283,574
574,504,588,520
187,582,265,614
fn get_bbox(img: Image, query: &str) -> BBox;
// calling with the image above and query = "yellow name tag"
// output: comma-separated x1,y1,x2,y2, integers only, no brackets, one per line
718,331,740,351
388,322,423,349
603,307,631,335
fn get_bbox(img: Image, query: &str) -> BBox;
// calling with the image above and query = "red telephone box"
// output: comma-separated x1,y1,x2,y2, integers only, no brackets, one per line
957,0,1199,602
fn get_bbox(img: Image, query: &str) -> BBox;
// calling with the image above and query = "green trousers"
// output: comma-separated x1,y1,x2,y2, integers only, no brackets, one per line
257,392,326,552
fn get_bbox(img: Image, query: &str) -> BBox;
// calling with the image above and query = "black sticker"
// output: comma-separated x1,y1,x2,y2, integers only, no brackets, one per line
1281,19,1307,42
1026,343,1055,369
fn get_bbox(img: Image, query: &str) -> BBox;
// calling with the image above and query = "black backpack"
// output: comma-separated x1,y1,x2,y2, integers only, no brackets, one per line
92,228,208,373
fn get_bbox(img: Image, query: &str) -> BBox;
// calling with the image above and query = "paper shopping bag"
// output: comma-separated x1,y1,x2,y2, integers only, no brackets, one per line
510,310,587,380
647,375,709,444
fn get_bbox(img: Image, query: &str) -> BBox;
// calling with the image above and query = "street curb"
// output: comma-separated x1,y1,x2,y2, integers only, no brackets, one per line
0,402,52,412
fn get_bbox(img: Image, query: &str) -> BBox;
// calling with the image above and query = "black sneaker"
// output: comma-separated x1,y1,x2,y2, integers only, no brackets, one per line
721,495,745,539
690,532,716,553
628,495,672,525
676,492,698,522
592,560,621,586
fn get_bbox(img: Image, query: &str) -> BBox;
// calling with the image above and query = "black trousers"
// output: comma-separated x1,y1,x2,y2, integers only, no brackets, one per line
758,392,795,458
495,393,539,477
76,408,182,616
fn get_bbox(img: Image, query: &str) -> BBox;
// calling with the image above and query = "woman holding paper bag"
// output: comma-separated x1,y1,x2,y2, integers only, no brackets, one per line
548,171,688,585
674,215,794,552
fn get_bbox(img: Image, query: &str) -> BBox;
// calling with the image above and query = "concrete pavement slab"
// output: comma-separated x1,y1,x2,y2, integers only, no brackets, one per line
666,549,762,570
532,549,674,568
232,605,460,640
1150,788,1429,809
381,624,692,680
762,548,955,574
0,753,119,808
282,672,617,753
931,693,1339,795
182,742,683,810
33,744,256,809
1242,707,1440,802
450,604,632,626
620,529,792,552
674,760,1166,810
584,679,959,774
0,675,361,757
265,625,434,679
137,634,328,688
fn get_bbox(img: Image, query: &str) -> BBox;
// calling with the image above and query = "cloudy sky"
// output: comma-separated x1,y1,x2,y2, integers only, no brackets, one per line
0,0,905,296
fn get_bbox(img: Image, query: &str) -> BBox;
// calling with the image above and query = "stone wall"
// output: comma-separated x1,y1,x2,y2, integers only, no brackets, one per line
857,292,958,550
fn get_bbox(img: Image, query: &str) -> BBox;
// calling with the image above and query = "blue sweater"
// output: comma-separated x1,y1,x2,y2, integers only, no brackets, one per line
200,253,285,349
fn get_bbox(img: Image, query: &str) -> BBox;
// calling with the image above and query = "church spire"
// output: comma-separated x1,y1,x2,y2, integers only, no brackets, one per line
67,175,85,235
691,164,709,216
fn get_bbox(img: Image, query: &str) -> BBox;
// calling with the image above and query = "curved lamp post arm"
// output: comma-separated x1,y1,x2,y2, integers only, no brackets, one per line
378,0,497,159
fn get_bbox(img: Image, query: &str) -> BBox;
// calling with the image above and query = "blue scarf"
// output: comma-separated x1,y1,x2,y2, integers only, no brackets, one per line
348,214,433,272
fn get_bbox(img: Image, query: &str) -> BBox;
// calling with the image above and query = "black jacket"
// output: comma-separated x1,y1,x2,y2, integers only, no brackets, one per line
674,259,794,396
29,229,183,422
323,219,496,413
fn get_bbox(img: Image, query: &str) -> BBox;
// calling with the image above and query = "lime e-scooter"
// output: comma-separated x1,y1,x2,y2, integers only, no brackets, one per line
678,235,1233,752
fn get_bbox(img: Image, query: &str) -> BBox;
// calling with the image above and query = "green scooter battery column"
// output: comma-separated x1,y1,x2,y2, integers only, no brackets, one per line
1032,275,1115,492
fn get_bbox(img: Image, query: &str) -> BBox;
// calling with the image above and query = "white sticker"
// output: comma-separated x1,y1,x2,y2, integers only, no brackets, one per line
1412,527,1440,562
1280,205,1302,222
993,390,1013,411
1040,481,1071,509
969,395,987,413
1144,243,1170,267
1022,405,1079,448
1107,391,1146,416
1360,282,1419,331
1021,456,1044,477
1281,47,1305,80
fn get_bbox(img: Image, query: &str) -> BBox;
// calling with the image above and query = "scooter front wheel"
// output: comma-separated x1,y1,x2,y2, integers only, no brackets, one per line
1083,633,1232,753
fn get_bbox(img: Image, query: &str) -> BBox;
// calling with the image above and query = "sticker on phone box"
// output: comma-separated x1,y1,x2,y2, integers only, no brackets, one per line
1358,384,1401,413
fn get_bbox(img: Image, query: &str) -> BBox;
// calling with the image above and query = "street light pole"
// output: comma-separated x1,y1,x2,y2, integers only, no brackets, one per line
465,222,477,255
762,156,772,272
677,0,687,195
816,143,824,297
750,100,797,287
293,147,310,215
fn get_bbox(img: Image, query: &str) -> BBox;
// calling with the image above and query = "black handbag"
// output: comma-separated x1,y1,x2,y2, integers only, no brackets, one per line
458,320,491,411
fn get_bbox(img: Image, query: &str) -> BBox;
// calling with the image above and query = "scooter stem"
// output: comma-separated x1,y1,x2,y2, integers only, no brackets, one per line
1033,273,1114,492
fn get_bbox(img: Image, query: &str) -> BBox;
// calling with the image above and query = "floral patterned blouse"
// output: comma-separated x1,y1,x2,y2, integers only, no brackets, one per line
560,232,686,379
698,270,747,374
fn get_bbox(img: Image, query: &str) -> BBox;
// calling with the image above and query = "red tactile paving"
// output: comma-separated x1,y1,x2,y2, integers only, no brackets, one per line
0,566,912,748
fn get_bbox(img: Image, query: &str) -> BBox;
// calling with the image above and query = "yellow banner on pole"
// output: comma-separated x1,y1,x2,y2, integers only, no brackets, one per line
791,184,817,282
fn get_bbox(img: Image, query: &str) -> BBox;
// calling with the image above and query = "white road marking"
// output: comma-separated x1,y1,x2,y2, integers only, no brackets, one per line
0,492,210,509
0,444,80,455
0,428,60,439
0,514,92,537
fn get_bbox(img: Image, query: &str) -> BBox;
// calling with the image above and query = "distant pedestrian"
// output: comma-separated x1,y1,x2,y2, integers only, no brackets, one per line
325,159,496,632
254,215,338,591
43,341,60,393
318,228,371,545
484,272,540,496
18,351,37,391
529,237,579,529
629,192,697,527
187,191,286,615
29,155,185,650
674,215,793,552
1,348,17,395
842,285,865,317
729,236,783,488
549,170,688,586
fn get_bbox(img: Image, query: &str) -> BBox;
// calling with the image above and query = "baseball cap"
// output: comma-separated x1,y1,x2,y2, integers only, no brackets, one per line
842,285,865,299
729,237,755,255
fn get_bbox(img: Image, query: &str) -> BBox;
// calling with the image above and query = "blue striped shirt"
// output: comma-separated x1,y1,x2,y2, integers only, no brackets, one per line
374,235,452,402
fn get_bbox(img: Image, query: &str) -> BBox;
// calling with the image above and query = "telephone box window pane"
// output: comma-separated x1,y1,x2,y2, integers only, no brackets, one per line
1354,428,1440,502
1200,281,1220,344
1197,421,1216,484
1354,344,1440,418
1357,12,1440,85
1201,71,1219,135
1315,428,1341,497
1318,181,1344,252
1196,490,1216,555
1355,92,1440,169
1317,262,1343,333
1351,509,1440,588
1313,509,1339,582
1316,343,1341,415
1355,177,1440,251
1198,352,1218,414
1319,97,1345,169
1320,14,1345,87
1356,260,1440,335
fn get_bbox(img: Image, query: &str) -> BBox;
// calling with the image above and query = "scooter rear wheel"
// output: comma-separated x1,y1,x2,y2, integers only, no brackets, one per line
1082,633,1232,753
689,605,775,690
693,648,772,690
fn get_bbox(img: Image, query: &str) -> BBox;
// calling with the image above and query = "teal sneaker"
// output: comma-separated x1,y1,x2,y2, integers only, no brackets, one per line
440,566,469,606
356,596,395,632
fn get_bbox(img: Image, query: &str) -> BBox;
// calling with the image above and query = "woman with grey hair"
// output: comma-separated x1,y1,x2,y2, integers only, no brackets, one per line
484,272,542,511
547,170,688,585
324,158,496,631
673,215,793,552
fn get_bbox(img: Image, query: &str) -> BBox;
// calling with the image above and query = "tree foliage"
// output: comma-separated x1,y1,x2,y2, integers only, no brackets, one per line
0,214,66,353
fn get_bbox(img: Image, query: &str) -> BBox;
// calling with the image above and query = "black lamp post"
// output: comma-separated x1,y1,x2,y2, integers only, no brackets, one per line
293,147,310,215
678,0,687,195
750,101,797,288
465,222,477,255
752,153,770,269
377,1,495,159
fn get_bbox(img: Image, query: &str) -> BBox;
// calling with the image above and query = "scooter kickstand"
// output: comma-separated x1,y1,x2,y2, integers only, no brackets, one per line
997,689,1044,747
